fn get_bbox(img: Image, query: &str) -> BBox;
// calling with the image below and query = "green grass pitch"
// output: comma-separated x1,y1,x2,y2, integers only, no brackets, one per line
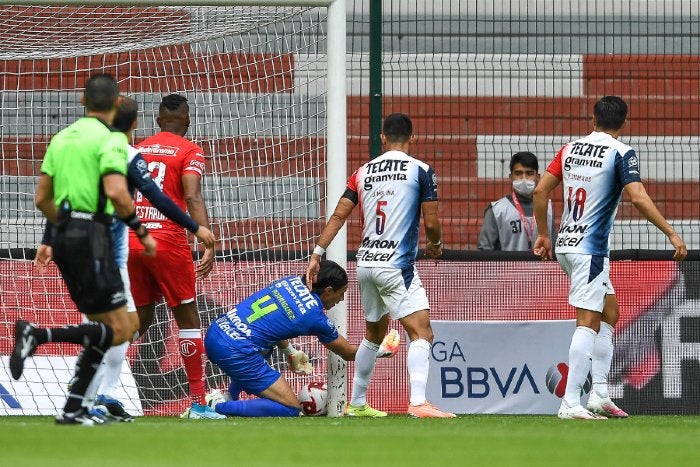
1,415,699,466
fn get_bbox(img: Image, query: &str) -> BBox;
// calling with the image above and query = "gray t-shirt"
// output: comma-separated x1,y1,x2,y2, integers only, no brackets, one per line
477,194,555,251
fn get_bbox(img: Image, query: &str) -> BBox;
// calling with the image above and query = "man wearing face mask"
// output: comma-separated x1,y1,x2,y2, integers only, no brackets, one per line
477,151,555,251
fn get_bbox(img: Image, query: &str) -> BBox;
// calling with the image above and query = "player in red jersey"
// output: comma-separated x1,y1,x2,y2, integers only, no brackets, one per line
128,94,222,419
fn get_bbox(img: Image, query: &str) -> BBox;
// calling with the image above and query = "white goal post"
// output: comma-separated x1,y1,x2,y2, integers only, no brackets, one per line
0,0,348,417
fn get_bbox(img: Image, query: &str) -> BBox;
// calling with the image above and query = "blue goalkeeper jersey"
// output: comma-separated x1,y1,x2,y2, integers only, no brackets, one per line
211,275,339,352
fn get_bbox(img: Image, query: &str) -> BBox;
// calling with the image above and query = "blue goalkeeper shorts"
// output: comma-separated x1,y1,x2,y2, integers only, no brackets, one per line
204,325,280,395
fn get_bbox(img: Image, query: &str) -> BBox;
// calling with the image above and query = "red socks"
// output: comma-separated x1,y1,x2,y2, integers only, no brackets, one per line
179,329,205,405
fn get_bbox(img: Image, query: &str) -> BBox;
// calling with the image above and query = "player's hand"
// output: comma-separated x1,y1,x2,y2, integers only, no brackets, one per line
140,233,157,257
288,350,313,375
425,242,442,259
34,244,53,273
306,255,321,289
669,233,687,261
196,247,215,279
377,329,400,358
195,225,216,249
533,235,552,260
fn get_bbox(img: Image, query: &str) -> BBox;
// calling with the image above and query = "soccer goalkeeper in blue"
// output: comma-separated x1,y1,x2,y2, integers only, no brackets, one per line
203,259,398,417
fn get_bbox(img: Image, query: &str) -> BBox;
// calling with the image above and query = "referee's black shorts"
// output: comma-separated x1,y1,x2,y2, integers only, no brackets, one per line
52,217,126,314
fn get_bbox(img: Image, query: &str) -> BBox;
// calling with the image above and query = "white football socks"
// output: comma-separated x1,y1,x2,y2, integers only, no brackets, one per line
350,338,379,407
407,338,431,406
591,322,615,399
563,326,597,408
96,341,129,400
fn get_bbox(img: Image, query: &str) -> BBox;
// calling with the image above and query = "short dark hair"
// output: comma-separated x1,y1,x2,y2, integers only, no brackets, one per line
302,259,348,294
382,113,413,143
593,96,628,131
510,151,539,172
84,74,119,112
160,94,189,113
112,96,138,133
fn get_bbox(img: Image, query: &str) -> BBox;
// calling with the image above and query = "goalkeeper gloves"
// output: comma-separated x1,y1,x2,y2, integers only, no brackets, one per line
283,344,314,375
377,329,400,358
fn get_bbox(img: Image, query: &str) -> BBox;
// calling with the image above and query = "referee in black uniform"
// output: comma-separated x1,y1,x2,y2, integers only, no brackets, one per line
10,74,156,425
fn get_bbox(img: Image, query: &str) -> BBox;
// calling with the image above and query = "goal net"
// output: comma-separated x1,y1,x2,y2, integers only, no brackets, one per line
0,3,345,416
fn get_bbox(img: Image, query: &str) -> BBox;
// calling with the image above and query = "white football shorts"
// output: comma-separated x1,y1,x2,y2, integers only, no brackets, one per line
357,265,430,322
557,252,615,312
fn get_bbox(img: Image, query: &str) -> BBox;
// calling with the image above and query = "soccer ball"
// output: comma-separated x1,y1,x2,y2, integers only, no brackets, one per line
298,381,328,416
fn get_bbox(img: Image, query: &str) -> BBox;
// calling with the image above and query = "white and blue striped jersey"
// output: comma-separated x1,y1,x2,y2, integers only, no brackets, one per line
345,150,438,269
547,131,641,257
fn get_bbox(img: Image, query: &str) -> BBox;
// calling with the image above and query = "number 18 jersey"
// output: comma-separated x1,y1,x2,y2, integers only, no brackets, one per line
547,131,641,257
346,150,438,269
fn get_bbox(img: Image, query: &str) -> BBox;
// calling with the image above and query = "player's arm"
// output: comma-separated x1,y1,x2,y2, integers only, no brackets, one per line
183,169,215,279
625,181,687,261
533,148,563,259
104,173,157,257
418,166,442,258
314,195,356,252
533,172,560,259
102,134,156,256
129,153,215,247
476,205,498,251
306,194,356,286
422,200,442,258
34,221,55,271
322,335,357,362
34,170,57,272
34,174,57,224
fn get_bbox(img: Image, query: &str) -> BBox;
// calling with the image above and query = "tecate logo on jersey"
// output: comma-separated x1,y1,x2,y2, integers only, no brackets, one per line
275,276,318,312
362,159,410,190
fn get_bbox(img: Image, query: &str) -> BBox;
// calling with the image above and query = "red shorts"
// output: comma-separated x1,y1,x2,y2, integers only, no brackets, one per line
128,247,196,308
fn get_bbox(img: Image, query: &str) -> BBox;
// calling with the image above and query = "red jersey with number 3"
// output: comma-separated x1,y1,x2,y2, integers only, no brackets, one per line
129,131,205,249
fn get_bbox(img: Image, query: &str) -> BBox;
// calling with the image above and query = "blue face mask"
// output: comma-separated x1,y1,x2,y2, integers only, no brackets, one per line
512,179,536,197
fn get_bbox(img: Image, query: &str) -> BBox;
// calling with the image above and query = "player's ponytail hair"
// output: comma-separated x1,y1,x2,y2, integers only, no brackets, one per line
302,259,348,294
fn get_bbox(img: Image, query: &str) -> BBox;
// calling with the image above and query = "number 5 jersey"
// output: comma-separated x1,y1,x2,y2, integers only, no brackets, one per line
346,150,438,269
